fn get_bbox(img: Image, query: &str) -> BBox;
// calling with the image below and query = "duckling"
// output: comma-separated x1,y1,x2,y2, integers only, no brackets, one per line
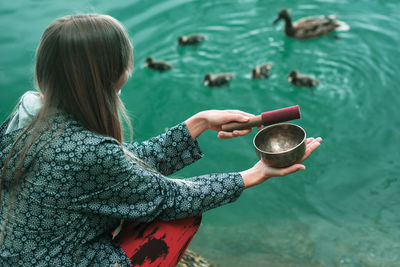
288,70,319,87
272,9,349,40
252,63,272,80
204,73,233,87
178,34,205,46
146,57,173,71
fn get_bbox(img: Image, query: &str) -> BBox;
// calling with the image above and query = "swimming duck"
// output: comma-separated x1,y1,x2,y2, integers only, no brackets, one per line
272,9,348,40
178,34,205,46
204,73,233,87
146,57,173,71
252,63,272,80
288,70,319,87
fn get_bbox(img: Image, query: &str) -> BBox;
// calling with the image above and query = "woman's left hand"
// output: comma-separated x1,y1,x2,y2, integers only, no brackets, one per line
186,110,257,140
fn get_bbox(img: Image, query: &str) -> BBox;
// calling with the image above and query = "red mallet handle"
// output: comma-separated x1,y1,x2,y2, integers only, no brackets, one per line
221,105,300,132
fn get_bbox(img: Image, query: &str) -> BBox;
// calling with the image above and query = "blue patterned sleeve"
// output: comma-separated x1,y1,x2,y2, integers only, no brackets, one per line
68,139,245,222
123,122,203,176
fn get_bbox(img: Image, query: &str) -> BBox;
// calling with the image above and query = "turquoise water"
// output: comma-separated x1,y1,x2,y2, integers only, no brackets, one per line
1,0,400,266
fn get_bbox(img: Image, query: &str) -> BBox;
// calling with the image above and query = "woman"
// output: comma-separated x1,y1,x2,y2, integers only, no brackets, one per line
0,14,321,266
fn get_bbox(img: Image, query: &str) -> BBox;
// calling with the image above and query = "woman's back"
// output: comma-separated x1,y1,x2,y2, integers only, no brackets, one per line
0,113,129,266
0,109,244,266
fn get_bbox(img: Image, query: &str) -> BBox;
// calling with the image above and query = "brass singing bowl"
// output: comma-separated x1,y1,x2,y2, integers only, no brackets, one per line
253,123,306,168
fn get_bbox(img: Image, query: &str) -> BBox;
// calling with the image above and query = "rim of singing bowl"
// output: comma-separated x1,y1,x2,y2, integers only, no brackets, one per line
253,123,306,155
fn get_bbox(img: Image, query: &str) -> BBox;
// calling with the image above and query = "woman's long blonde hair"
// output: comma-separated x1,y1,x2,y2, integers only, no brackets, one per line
0,14,134,242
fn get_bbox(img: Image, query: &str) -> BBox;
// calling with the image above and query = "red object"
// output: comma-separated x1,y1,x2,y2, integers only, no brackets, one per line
113,215,202,266
221,105,301,132
261,105,301,126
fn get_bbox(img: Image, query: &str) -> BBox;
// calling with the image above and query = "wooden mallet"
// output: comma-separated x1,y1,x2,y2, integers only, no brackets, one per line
221,105,301,132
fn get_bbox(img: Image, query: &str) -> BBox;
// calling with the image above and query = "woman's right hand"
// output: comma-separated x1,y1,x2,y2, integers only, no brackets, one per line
240,137,322,188
185,109,255,140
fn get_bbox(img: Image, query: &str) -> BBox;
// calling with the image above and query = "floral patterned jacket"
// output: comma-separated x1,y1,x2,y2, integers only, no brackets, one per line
0,112,244,266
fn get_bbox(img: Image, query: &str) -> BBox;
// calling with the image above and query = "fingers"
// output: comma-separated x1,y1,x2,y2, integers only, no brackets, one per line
306,137,314,145
272,164,306,177
226,109,255,118
301,137,322,161
306,137,322,143
224,112,251,124
218,129,252,139
222,110,256,124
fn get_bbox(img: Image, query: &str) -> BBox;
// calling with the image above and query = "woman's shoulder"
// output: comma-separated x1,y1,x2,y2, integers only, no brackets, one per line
44,115,124,167
57,114,120,147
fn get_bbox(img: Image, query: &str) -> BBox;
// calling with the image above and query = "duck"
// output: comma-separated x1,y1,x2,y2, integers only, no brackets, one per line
146,57,173,71
178,34,205,46
204,73,233,87
288,70,319,87
272,9,349,40
252,63,272,80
